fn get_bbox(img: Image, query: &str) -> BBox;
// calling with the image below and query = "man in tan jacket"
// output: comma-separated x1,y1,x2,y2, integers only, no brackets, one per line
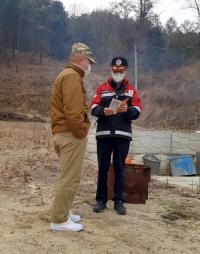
50,42,96,232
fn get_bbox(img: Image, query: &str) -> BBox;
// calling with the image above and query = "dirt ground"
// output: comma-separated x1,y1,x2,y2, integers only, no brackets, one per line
0,121,200,254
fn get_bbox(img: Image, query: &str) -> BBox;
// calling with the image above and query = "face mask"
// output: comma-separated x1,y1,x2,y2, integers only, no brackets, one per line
85,64,91,76
111,72,125,83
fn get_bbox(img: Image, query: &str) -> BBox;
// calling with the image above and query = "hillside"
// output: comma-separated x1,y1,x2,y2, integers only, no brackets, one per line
0,59,62,122
0,58,199,130
0,59,107,122
139,62,200,130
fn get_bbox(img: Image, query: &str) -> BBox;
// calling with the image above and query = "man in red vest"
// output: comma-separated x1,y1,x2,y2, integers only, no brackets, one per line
91,57,141,215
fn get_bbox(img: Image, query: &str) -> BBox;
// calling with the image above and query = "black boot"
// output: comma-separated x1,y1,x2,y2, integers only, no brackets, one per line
114,200,126,215
93,201,106,213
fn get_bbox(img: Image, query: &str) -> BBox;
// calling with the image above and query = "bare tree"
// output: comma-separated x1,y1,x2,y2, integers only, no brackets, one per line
135,0,157,34
69,2,88,17
180,20,197,33
109,0,135,19
184,0,200,17
165,17,178,34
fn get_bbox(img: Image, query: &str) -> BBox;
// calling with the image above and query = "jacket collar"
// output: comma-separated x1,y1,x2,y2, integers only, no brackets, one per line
65,62,85,78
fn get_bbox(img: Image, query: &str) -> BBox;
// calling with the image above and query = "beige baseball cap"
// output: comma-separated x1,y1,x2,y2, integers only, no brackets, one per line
71,42,96,64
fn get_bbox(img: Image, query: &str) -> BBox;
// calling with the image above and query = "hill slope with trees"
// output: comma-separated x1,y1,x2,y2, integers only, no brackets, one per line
0,0,199,130
0,57,199,131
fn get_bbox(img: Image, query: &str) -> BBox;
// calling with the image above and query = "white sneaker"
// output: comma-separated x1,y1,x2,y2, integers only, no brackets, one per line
69,210,81,223
50,218,83,232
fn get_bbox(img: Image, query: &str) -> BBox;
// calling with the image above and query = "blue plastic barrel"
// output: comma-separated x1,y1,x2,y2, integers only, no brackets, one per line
197,152,200,175
169,155,196,176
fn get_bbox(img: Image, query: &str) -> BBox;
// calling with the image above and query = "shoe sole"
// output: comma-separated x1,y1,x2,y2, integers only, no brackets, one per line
114,208,126,215
70,218,81,223
93,206,107,213
116,211,126,215
50,227,84,232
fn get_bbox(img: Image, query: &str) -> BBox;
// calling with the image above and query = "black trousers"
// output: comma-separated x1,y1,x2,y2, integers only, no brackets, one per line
96,137,130,203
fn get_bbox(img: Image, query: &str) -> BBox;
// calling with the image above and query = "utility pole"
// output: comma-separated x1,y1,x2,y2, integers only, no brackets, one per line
134,44,138,90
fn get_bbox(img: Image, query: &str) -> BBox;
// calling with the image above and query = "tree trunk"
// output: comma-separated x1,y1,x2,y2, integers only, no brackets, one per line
15,14,22,73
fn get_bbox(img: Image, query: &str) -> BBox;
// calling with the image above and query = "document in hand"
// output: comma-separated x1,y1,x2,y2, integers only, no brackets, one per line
109,98,121,113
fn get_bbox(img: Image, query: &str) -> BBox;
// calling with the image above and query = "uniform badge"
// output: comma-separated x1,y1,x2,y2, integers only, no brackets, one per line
116,59,122,66
128,90,133,96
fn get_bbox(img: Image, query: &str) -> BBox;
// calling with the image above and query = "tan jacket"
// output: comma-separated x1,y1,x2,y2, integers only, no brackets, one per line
50,63,91,139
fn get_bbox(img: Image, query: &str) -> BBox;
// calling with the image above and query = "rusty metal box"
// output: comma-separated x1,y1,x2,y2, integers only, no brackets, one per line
107,164,151,204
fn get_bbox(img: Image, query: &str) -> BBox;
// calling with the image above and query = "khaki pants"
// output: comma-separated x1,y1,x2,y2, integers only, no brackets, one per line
51,132,87,223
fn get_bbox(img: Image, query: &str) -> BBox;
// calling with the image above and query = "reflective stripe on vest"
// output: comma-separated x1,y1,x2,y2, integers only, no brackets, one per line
115,130,132,138
96,131,111,136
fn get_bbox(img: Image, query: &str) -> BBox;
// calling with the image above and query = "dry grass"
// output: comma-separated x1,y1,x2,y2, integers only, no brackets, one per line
138,62,200,130
0,57,200,129
0,121,56,188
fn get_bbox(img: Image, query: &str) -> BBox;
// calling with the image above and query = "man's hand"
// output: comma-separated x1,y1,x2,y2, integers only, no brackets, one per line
117,99,128,113
104,108,115,116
